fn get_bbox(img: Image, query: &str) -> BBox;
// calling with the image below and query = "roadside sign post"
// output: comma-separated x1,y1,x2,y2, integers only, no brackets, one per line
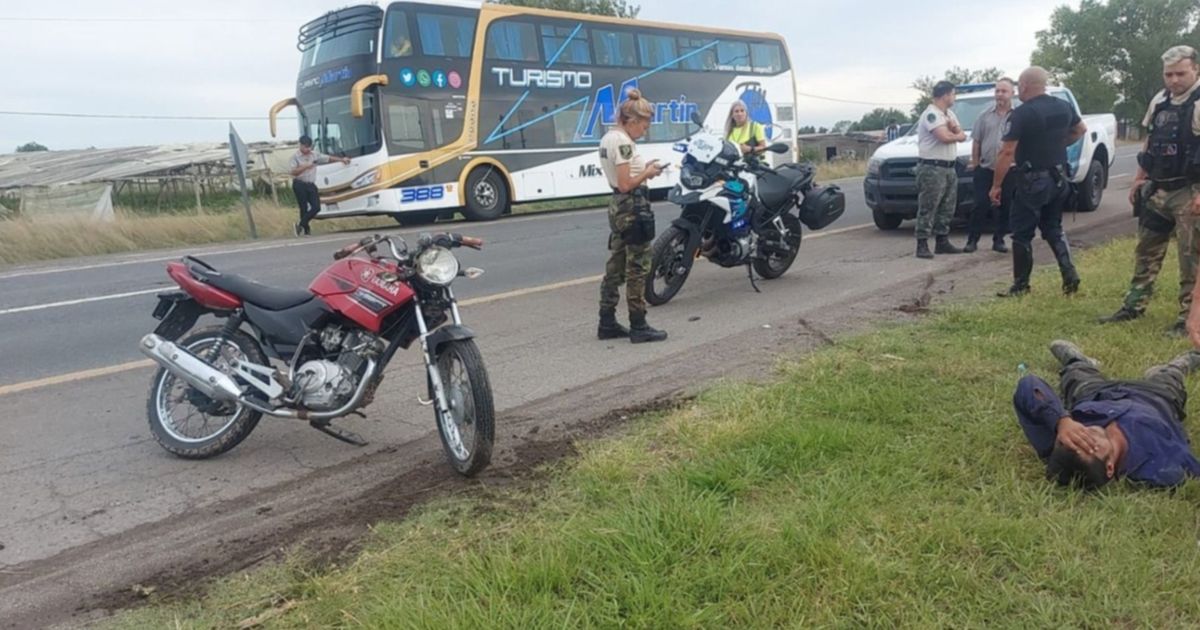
228,123,259,240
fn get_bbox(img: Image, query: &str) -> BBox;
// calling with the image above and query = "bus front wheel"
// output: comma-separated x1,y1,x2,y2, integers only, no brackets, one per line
463,168,509,221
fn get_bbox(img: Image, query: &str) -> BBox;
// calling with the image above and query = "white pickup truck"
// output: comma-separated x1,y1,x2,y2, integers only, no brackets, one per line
863,84,1117,230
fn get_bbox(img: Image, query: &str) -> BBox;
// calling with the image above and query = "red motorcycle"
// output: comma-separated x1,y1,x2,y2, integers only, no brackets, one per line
139,233,494,476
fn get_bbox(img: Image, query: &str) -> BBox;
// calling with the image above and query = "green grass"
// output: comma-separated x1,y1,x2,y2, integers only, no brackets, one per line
110,237,1200,629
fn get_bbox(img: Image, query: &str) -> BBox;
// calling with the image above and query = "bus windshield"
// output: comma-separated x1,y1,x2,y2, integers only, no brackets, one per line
298,93,381,157
300,29,377,69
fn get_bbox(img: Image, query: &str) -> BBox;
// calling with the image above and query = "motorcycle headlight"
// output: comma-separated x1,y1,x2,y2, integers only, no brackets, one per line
867,157,883,177
416,246,459,286
351,168,381,190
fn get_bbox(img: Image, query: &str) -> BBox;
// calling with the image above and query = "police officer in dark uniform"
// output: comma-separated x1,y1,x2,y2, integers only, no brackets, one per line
990,66,1088,297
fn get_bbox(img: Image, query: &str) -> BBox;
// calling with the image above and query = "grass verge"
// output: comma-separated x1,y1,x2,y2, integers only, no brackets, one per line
110,237,1200,627
815,159,867,182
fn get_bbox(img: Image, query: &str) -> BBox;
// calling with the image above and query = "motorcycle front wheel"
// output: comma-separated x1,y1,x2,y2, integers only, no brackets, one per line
645,225,695,306
433,339,495,477
146,327,264,459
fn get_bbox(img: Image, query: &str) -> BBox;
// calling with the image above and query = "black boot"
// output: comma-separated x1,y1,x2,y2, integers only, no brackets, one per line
1048,235,1080,295
934,235,963,254
998,242,1033,297
629,313,667,344
1098,306,1142,324
597,309,629,340
992,236,1008,253
963,234,980,253
915,238,934,259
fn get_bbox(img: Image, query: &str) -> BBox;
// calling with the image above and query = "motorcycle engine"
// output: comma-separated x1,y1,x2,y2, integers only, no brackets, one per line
293,326,384,410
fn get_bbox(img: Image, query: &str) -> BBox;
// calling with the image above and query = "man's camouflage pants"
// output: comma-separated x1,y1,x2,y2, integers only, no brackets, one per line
915,163,957,239
599,191,653,318
1120,185,1200,323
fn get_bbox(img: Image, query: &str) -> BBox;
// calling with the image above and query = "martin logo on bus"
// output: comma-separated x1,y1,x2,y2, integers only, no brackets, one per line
492,67,593,89
580,79,698,139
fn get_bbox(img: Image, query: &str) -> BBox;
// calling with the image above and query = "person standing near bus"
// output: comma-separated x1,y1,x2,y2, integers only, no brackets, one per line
597,89,668,344
289,135,349,236
726,101,767,156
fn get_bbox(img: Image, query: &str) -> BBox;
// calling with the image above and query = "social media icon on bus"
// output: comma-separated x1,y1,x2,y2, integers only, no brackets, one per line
417,70,432,87
399,68,415,87
433,70,447,88
448,71,463,89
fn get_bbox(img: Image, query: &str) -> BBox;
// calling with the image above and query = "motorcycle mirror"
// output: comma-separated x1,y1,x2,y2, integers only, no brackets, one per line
690,110,704,127
767,142,790,154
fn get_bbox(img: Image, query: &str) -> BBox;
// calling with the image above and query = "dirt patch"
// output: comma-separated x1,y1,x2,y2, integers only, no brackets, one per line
1,213,1135,629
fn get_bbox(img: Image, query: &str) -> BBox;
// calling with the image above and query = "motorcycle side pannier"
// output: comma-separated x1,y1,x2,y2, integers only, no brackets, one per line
798,185,846,230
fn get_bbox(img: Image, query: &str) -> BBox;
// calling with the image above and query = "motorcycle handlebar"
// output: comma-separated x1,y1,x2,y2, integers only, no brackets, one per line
333,244,358,260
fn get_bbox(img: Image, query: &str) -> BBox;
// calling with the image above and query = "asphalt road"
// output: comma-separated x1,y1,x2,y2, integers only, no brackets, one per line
0,148,1140,624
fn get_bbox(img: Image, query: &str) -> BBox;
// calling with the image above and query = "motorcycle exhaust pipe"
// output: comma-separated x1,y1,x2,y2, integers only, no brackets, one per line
139,334,244,402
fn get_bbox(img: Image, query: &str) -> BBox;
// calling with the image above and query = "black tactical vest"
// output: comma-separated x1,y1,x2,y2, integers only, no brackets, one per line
1146,89,1200,182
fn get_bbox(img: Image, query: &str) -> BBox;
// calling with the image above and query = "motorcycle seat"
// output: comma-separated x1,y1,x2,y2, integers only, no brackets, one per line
185,257,313,311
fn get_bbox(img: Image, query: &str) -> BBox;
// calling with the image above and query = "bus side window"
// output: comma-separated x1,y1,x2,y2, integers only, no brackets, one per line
750,42,783,74
486,21,540,62
541,24,590,65
678,37,717,71
638,33,678,70
716,40,750,72
592,29,636,67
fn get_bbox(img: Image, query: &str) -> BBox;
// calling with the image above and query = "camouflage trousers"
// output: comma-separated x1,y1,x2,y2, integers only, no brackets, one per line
599,191,653,318
1121,185,1200,322
914,164,957,239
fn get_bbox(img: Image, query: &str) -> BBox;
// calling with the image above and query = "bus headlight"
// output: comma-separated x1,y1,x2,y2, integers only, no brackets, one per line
351,168,381,190
416,246,460,286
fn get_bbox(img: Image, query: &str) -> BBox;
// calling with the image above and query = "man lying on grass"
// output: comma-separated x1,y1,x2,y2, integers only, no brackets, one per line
1014,340,1200,489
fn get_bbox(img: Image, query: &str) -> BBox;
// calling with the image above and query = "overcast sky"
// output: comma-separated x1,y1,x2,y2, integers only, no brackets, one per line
0,0,1075,152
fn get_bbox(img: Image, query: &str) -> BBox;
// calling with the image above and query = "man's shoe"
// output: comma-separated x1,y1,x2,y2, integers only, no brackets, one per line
1161,351,1200,375
997,285,1030,298
1168,320,1188,337
915,239,934,259
1097,307,1142,324
934,236,963,254
963,238,979,253
992,238,1009,253
629,316,667,344
1049,339,1098,368
597,309,630,340
1062,274,1081,296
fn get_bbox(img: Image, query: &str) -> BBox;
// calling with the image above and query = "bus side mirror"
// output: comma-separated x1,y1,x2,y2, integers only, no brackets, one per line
767,142,789,154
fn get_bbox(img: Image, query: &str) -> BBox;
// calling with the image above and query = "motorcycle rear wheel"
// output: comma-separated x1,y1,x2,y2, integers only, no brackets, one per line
434,339,495,477
753,214,803,279
645,226,695,306
146,327,264,459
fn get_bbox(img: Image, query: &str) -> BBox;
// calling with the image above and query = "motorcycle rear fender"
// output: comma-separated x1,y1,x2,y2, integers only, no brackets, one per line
151,291,207,341
426,324,476,356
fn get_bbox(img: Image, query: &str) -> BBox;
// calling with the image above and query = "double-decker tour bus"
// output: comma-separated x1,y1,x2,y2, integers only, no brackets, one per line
269,1,798,224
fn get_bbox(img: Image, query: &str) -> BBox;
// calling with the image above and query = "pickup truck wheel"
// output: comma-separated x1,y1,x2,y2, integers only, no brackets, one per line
872,206,904,230
1077,158,1105,212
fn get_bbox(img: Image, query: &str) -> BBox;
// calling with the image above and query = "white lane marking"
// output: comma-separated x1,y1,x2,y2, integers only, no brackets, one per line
0,222,877,395
0,287,163,316
0,207,610,281
1111,173,1131,179
1,222,874,316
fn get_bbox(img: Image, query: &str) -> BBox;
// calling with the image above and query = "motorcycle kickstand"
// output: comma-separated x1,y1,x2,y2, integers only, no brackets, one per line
309,419,369,447
746,263,761,293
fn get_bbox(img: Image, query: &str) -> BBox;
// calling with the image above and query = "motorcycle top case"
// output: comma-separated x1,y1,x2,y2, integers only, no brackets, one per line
798,185,846,230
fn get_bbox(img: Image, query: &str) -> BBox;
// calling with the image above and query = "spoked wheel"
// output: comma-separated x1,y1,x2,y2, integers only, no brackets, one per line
434,339,495,476
645,226,695,306
753,214,803,279
146,327,264,459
